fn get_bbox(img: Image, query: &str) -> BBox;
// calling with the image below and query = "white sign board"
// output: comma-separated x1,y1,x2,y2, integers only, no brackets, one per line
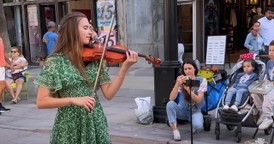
206,35,226,65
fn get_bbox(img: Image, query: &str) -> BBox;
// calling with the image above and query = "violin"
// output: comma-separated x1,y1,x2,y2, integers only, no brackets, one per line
82,43,161,66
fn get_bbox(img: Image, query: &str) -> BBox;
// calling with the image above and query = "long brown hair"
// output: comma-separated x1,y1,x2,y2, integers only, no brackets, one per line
51,12,89,81
181,59,199,103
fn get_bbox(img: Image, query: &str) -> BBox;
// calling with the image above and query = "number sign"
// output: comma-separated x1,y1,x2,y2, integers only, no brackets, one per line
98,30,117,46
96,0,116,28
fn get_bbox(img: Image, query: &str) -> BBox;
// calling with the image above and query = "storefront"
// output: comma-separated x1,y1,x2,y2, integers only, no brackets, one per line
3,0,274,64
177,0,203,61
3,0,118,64
177,0,274,62
3,0,70,63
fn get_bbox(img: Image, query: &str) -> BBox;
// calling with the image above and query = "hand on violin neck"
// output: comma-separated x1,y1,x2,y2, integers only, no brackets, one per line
123,50,138,67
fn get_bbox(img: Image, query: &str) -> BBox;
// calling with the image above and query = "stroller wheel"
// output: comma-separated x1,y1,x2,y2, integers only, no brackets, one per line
264,127,272,135
215,122,220,140
235,131,242,143
226,125,235,131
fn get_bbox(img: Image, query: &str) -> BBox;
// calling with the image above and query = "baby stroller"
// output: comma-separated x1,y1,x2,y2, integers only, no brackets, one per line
214,58,271,143
198,68,228,131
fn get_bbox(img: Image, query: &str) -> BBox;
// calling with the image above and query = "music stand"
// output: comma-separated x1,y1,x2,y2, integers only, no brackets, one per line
186,79,200,144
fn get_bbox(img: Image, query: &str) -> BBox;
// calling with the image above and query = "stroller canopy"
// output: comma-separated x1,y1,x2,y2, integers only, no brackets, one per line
229,59,266,80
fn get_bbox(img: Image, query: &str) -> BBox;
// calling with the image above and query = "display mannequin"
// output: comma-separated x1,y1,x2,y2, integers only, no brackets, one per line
252,7,264,27
247,7,257,29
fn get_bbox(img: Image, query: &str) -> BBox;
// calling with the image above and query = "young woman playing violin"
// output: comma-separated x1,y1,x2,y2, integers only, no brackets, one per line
34,12,138,144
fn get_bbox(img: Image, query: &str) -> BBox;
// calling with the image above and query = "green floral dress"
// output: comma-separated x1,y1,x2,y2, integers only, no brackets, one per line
34,53,112,144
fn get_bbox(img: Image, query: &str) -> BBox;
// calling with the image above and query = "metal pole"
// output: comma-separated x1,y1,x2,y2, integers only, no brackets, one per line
14,0,22,47
189,85,193,144
153,0,181,123
162,0,180,66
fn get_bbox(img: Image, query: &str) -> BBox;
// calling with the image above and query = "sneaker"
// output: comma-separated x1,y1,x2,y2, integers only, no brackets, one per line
257,115,264,125
223,105,229,110
222,104,230,113
173,129,181,141
259,117,273,130
193,130,200,135
229,105,238,113
0,105,11,112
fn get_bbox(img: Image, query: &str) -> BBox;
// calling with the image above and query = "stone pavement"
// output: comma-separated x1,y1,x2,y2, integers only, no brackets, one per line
0,63,272,144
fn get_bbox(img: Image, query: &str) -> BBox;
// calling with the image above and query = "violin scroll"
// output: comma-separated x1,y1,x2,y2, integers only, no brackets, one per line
145,55,161,66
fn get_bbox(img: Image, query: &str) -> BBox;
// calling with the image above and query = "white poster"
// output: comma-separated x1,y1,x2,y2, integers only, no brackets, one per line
206,35,226,65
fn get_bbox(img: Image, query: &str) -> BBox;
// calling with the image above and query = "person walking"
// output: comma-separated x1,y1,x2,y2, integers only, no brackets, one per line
258,7,274,54
244,22,264,54
34,12,138,144
42,21,58,56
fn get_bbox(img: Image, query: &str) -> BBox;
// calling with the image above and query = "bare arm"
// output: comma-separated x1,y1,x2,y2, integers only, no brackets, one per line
4,54,13,69
4,53,11,66
100,50,138,100
13,60,28,69
36,86,96,112
169,75,185,101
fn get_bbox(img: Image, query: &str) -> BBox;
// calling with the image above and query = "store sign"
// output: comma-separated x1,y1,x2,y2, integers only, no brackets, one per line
96,0,116,28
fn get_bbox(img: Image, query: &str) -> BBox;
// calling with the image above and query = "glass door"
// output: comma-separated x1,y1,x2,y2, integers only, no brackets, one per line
40,5,56,37
177,3,193,60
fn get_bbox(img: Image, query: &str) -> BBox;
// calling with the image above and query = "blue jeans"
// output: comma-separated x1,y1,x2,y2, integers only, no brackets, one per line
225,88,248,106
166,101,204,131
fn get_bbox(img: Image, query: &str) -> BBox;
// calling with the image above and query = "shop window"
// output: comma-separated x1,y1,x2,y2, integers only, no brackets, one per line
246,0,259,5
4,0,21,3
177,4,193,53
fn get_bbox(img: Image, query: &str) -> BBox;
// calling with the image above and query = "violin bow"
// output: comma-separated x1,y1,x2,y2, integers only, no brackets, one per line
92,15,116,94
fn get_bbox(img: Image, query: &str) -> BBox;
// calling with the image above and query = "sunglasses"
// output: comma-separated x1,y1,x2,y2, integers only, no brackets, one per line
11,51,18,53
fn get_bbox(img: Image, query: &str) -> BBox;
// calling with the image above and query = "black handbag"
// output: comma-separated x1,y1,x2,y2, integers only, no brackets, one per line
11,72,24,81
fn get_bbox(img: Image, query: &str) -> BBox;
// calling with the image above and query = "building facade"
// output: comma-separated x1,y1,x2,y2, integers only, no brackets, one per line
3,0,274,64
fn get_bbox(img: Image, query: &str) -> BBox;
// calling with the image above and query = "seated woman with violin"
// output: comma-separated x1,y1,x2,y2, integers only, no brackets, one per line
34,12,139,144
5,47,28,104
166,59,207,141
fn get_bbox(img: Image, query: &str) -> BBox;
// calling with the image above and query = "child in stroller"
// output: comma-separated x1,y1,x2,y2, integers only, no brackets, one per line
215,57,267,143
222,58,258,113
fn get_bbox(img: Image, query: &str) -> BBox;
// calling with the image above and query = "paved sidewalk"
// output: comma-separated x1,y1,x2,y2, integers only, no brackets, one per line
0,64,272,144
